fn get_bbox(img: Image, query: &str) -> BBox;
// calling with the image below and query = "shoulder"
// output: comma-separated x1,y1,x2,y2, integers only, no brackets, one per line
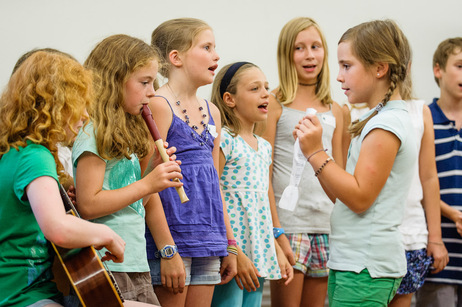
267,93,283,117
331,101,344,119
208,99,221,120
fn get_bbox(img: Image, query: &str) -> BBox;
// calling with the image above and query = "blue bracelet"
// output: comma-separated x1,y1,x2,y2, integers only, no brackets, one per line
273,227,285,239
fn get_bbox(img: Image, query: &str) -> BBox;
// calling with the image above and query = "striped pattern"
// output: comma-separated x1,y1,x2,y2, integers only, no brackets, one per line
426,99,462,285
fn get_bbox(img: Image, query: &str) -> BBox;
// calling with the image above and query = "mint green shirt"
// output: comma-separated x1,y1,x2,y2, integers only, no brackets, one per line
328,100,417,278
72,122,148,272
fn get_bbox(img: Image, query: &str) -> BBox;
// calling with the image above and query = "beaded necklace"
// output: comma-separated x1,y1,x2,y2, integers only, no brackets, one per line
166,83,209,146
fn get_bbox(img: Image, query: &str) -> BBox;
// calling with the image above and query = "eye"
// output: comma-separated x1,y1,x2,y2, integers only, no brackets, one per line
343,64,350,70
204,45,210,51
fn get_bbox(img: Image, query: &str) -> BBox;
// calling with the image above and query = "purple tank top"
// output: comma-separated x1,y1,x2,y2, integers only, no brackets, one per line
145,97,227,258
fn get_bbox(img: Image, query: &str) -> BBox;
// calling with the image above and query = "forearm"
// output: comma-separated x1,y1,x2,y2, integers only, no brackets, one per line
77,178,151,219
421,177,443,241
441,199,461,223
145,193,176,247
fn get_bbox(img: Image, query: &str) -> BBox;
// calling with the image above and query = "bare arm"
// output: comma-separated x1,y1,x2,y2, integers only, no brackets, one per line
341,104,352,169
75,151,182,220
419,104,448,273
296,115,400,214
210,102,237,284
261,94,295,264
28,176,125,262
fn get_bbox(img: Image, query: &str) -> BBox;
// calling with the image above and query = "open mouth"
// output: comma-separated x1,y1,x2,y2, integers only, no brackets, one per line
209,64,218,72
258,103,268,111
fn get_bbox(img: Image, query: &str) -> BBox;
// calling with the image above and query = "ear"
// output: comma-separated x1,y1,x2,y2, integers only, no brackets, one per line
223,92,236,108
433,63,443,79
375,62,389,79
168,50,183,68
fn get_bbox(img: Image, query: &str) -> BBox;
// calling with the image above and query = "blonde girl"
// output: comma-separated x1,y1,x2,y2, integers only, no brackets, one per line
209,62,294,306
0,51,125,307
261,16,344,307
142,18,237,307
295,19,418,306
72,34,183,304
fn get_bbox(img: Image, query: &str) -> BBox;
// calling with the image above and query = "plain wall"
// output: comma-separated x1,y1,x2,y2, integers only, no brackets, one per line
0,0,460,105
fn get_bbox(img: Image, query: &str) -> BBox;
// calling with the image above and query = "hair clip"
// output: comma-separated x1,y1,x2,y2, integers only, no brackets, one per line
375,103,384,112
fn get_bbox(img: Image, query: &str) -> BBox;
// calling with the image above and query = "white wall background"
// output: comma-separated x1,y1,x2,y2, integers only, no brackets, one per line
1,0,460,105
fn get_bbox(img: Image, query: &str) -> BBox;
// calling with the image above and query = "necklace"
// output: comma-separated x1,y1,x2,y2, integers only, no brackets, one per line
299,82,317,86
166,83,209,146
166,83,208,131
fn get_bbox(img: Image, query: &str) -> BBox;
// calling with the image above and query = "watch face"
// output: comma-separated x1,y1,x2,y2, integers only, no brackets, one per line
160,245,177,258
164,247,174,256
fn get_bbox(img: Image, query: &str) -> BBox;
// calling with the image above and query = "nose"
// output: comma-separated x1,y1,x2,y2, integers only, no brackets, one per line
148,83,156,97
336,71,343,83
306,48,314,59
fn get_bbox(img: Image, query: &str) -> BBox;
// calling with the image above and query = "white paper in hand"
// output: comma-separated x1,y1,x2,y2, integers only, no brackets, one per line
278,108,317,211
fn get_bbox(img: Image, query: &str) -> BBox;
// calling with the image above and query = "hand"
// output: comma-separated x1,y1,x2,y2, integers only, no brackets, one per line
161,255,186,294
219,254,237,285
277,235,295,266
66,185,77,206
145,142,181,175
427,241,449,274
234,249,261,292
145,161,183,194
95,226,126,263
454,212,462,236
275,244,294,285
293,114,324,159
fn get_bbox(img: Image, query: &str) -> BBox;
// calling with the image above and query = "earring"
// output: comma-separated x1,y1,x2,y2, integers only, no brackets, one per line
377,73,380,76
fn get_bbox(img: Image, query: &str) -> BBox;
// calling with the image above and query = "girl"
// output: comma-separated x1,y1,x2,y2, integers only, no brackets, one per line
0,51,125,306
142,18,237,307
388,73,449,307
295,19,417,306
72,34,183,304
209,62,294,307
261,17,344,307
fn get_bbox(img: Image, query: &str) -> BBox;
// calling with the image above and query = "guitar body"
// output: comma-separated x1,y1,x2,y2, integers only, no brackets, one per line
52,184,124,307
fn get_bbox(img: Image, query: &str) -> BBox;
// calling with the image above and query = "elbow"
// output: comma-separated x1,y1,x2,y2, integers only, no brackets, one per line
344,198,373,215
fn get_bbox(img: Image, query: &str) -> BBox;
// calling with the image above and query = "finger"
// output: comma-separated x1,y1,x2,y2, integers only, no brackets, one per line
234,276,244,290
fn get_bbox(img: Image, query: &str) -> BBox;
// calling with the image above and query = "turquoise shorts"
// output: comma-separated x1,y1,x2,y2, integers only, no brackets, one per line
211,277,266,307
328,269,402,307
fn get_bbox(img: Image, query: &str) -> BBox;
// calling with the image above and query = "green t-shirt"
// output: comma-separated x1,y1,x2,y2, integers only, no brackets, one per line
0,143,60,306
72,122,149,272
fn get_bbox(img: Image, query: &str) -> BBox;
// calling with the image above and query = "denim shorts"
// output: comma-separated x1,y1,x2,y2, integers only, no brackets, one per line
149,256,221,286
396,248,433,295
27,299,62,307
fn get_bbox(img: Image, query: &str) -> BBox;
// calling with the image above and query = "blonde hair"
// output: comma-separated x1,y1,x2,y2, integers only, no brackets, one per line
340,20,410,138
84,34,158,160
0,51,92,181
276,17,332,106
211,62,259,136
432,37,462,86
151,18,211,77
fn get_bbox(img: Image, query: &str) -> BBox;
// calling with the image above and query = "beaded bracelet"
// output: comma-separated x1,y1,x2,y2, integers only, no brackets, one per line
227,245,238,256
315,157,333,177
227,239,237,247
307,148,327,162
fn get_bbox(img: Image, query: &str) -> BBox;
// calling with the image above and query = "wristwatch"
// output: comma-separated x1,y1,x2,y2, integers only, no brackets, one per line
273,227,285,239
157,244,178,259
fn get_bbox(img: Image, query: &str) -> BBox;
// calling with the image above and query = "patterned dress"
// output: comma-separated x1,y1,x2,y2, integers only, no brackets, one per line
220,127,281,279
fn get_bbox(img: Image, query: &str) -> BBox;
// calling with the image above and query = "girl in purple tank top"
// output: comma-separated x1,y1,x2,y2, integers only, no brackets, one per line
141,18,237,307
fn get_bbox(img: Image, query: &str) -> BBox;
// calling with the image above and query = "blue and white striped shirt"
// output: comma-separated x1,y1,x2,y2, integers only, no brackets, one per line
426,98,462,285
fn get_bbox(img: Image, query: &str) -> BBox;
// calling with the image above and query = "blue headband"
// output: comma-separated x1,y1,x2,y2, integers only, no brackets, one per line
219,61,251,99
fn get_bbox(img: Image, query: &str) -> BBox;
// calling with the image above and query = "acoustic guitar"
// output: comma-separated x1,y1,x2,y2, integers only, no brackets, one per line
51,183,124,307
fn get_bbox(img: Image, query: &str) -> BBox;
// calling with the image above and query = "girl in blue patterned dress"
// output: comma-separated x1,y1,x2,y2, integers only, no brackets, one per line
142,18,237,307
209,62,294,307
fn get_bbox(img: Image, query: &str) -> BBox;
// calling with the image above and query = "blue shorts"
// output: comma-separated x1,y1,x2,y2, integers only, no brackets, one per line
149,256,221,286
396,248,433,295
